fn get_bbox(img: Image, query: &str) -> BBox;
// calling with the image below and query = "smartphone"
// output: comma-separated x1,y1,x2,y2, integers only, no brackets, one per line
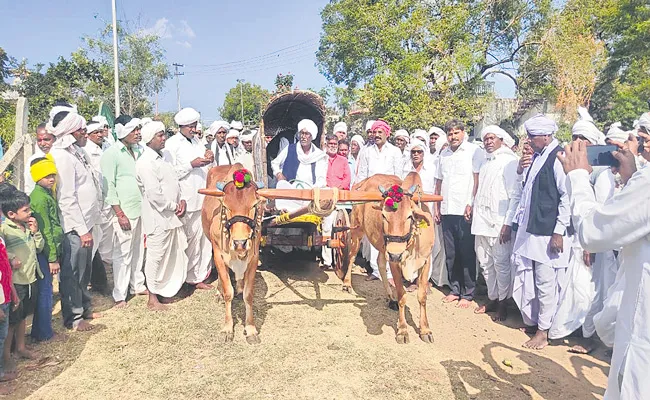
586,145,619,167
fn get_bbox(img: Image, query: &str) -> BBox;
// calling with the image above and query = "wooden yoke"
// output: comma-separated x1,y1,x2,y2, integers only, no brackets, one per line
199,188,442,203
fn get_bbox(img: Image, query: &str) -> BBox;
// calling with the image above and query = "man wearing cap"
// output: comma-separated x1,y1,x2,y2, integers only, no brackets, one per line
434,119,483,309
230,120,244,132
48,103,102,331
83,119,112,294
333,121,348,141
356,119,403,283
100,115,147,308
25,123,55,195
136,121,188,311
236,130,257,176
394,129,410,156
511,114,570,350
208,121,234,166
226,129,242,157
471,125,521,321
364,120,376,147
271,119,327,187
166,107,215,290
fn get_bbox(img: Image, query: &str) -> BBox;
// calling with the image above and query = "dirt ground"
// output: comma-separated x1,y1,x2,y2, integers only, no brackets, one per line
6,259,608,400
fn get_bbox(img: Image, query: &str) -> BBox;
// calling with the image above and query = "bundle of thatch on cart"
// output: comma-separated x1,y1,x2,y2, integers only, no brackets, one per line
258,90,326,186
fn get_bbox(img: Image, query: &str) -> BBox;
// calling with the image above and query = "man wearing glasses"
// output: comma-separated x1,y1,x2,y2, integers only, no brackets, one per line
101,115,147,308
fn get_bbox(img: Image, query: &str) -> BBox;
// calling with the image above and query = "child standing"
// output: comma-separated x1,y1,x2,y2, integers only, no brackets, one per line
0,190,43,366
29,155,61,341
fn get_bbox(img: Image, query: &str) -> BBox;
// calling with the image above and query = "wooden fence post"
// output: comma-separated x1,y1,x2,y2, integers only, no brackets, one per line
0,97,30,190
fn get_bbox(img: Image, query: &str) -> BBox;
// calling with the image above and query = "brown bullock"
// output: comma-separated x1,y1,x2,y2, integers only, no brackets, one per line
202,163,264,344
343,172,435,344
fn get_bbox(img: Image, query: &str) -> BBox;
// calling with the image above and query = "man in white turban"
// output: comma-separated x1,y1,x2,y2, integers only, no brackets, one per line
511,114,570,350
471,125,521,321
136,121,189,310
165,107,215,290
365,120,376,146
101,115,147,308
394,129,410,154
230,120,244,131
48,103,102,331
333,121,348,141
226,129,241,153
271,119,326,188
235,130,256,176
209,120,234,166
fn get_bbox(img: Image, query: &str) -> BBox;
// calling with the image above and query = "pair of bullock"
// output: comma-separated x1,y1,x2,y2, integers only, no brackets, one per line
201,164,438,345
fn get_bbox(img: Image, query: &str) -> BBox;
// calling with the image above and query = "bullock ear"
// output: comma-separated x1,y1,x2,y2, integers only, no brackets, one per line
412,202,433,227
216,182,226,191
255,181,265,189
408,185,418,195
378,185,386,195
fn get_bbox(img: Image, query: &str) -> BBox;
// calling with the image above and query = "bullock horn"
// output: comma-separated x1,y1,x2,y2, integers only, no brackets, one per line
216,182,226,191
408,185,418,195
199,189,225,197
378,185,387,195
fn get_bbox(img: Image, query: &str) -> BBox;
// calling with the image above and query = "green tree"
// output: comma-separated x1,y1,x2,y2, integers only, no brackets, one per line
218,82,271,125
274,73,294,94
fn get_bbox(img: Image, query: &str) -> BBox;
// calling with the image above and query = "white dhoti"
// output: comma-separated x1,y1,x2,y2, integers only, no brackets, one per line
111,215,146,302
321,211,337,267
183,210,213,284
593,263,624,347
475,235,513,301
430,223,448,287
512,254,566,330
94,207,114,263
582,250,618,338
370,244,392,280
549,244,596,339
145,227,188,297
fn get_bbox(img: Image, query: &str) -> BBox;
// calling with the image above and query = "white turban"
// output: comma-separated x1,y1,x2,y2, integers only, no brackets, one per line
411,129,427,142
196,122,203,132
140,117,153,126
86,122,103,134
435,133,448,153
606,122,629,142
174,107,200,126
577,106,594,123
116,117,141,139
394,129,410,142
572,120,605,145
240,130,256,142
638,112,650,133
350,134,364,148
365,120,376,132
226,129,240,139
208,121,230,136
480,125,515,148
408,138,426,153
48,104,78,120
333,121,348,134
297,119,318,140
524,114,558,136
141,121,165,144
91,115,108,127
428,126,445,137
230,120,244,131
46,105,86,149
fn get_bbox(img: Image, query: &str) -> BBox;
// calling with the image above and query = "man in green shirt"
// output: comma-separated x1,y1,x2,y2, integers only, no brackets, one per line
100,115,147,308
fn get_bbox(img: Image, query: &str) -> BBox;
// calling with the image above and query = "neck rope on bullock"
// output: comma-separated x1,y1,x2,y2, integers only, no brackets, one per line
381,184,425,251
218,169,264,250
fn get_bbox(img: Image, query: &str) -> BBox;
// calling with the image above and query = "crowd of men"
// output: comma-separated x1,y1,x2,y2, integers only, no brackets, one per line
0,101,649,399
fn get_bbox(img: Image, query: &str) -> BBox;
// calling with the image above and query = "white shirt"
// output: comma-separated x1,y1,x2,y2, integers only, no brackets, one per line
434,141,483,216
24,148,45,195
235,151,256,178
271,144,327,188
471,147,522,237
135,146,184,235
50,145,101,236
512,144,570,266
356,142,403,182
566,167,650,400
210,141,235,166
401,160,436,195
165,132,210,213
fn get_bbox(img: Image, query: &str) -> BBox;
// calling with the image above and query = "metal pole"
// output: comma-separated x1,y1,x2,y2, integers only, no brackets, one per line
111,0,120,116
173,63,184,111
237,79,244,123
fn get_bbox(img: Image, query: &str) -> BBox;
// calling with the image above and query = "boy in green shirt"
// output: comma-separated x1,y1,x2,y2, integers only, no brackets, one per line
29,155,61,341
0,190,43,363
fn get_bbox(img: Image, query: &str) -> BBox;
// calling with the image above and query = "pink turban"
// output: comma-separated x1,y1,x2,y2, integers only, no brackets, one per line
371,119,392,136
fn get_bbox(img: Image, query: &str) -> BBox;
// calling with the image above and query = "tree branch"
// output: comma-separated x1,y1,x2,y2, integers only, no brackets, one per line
483,70,520,90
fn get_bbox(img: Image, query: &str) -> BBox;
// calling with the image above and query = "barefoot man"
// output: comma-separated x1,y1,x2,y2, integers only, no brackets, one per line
434,119,483,309
511,114,570,350
136,121,189,310
472,126,521,321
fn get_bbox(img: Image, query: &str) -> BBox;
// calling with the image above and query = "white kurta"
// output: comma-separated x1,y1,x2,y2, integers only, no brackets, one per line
566,168,650,400
165,132,213,284
210,141,235,167
435,141,483,216
135,147,188,297
270,144,327,188
84,140,114,263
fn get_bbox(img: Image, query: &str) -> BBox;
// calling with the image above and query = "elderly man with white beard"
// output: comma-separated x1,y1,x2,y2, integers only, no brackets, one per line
136,121,188,311
471,125,521,322
209,121,235,166
166,108,215,290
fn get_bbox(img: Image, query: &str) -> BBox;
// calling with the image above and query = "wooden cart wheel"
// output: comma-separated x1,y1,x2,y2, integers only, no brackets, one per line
331,209,351,280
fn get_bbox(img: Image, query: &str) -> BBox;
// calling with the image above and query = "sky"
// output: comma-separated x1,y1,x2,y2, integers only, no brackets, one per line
0,0,515,123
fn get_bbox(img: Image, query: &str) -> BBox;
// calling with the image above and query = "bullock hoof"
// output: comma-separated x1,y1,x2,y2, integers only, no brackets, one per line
388,300,399,311
219,331,234,343
342,285,352,293
396,332,410,344
245,334,261,345
420,333,434,344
